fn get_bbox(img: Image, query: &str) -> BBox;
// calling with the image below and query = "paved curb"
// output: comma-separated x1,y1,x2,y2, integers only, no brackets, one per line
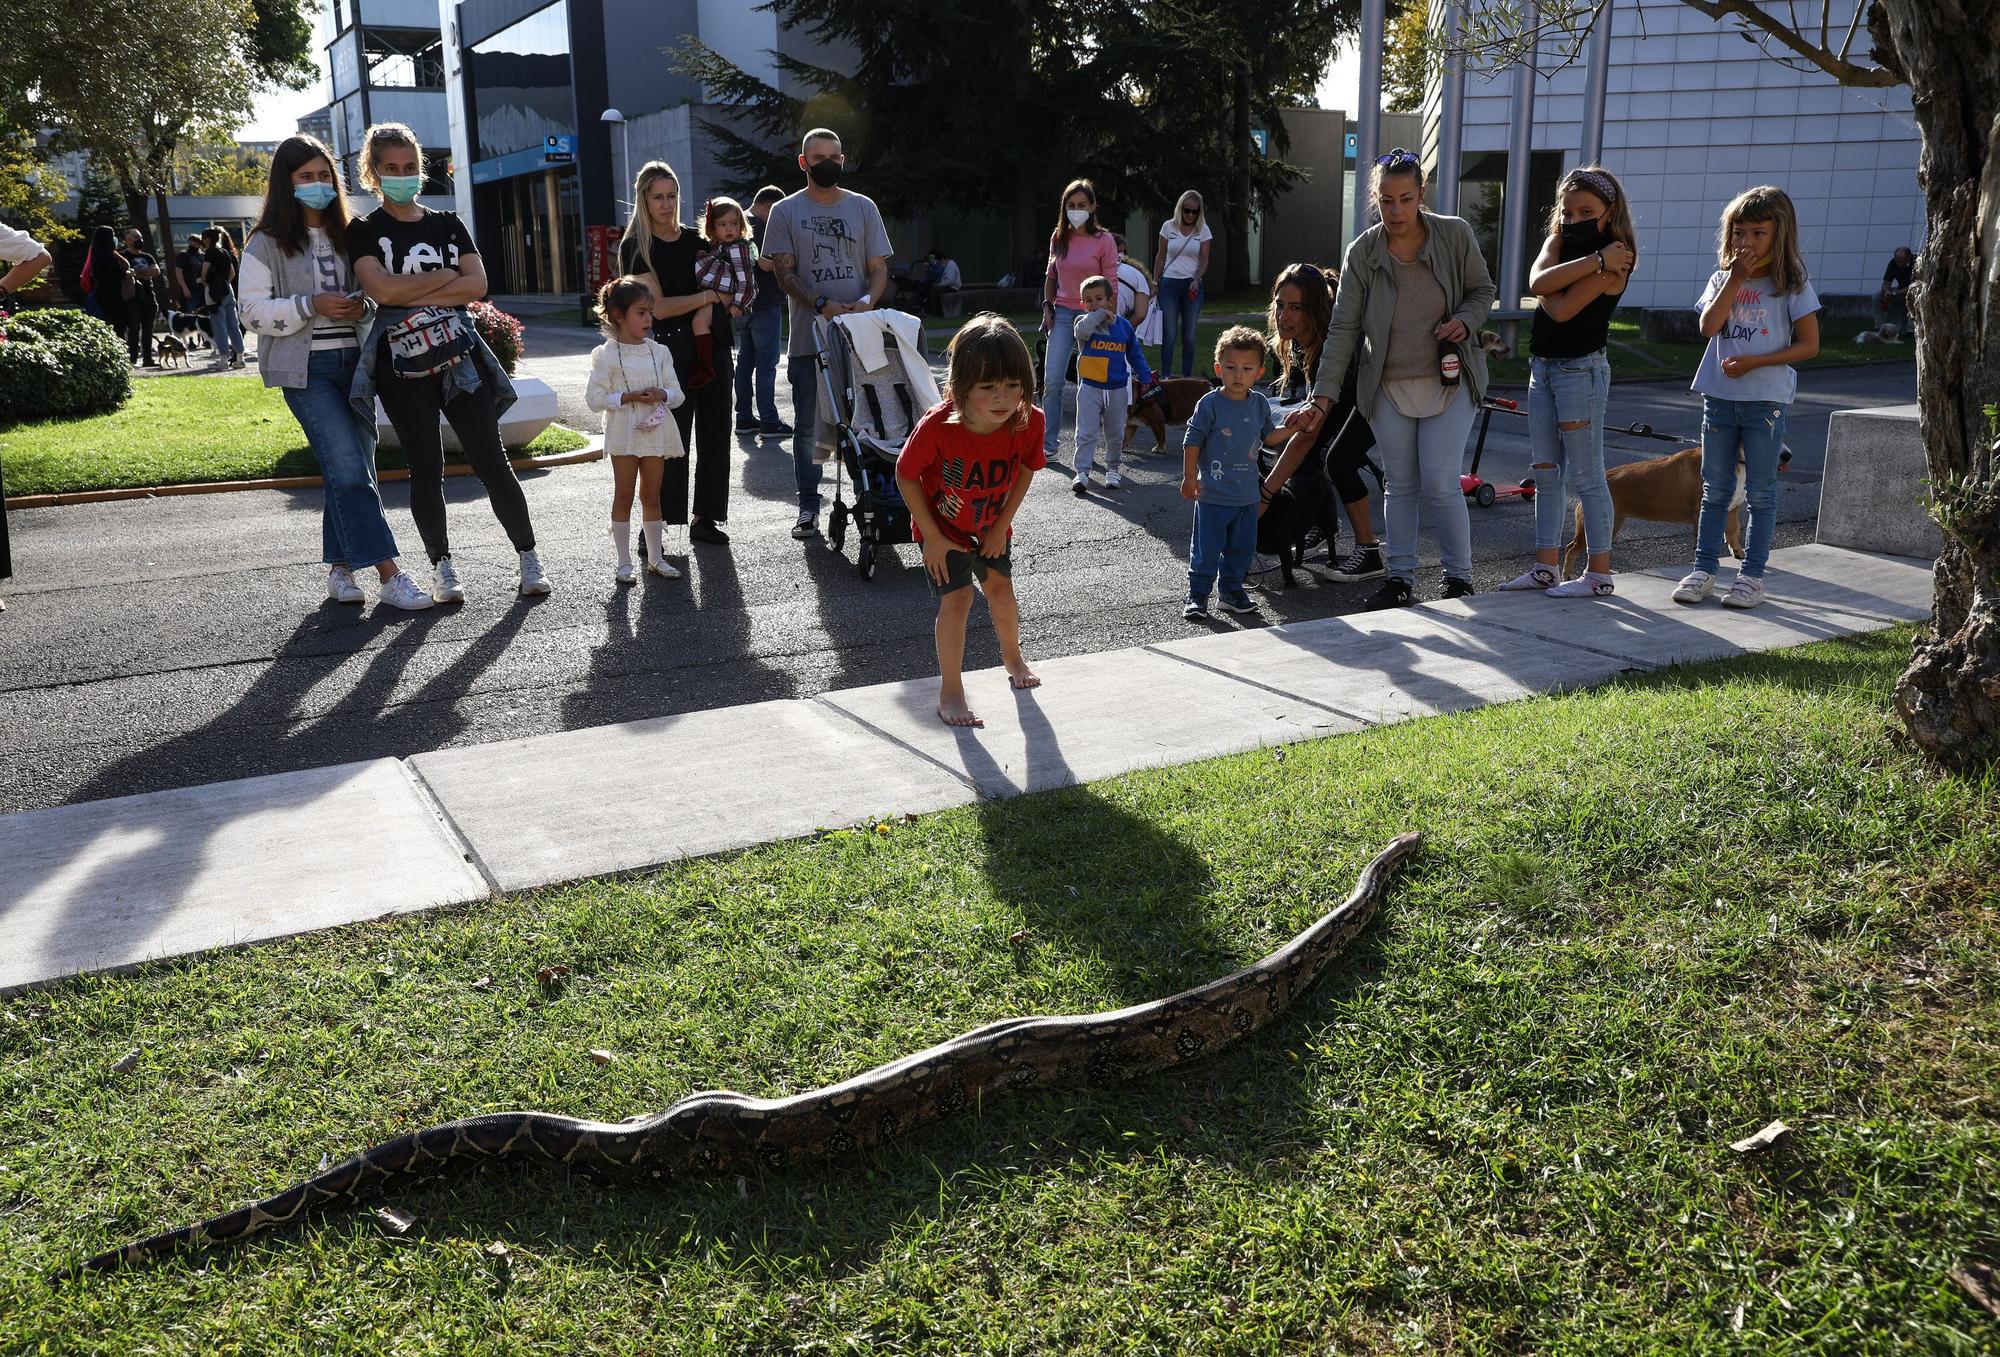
6,430,605,509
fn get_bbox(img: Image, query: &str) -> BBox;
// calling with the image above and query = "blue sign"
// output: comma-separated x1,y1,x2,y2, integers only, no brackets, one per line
1344,131,1358,162
470,134,578,185
1250,127,1268,157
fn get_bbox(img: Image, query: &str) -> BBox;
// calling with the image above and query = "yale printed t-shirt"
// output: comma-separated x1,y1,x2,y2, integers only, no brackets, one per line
896,402,1048,550
762,188,894,357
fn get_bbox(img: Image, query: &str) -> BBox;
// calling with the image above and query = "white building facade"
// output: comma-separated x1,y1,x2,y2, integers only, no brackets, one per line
1431,0,1925,311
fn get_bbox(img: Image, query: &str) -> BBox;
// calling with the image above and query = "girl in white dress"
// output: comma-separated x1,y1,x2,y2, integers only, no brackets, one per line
586,276,688,582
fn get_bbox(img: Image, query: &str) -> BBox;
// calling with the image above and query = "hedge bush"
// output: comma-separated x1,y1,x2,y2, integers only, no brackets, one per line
468,300,524,375
0,307,130,422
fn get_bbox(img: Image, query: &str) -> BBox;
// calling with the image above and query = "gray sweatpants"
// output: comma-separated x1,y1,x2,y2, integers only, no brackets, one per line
1074,384,1129,474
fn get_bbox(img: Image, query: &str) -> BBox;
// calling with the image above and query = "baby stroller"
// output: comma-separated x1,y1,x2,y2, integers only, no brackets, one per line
813,310,941,579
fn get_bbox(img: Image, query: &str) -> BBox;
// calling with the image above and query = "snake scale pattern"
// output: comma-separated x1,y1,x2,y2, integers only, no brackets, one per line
79,832,1421,1273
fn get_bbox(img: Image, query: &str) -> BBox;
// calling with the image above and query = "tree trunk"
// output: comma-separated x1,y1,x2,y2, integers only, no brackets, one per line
154,187,181,305
1226,61,1254,291
1874,1,2000,770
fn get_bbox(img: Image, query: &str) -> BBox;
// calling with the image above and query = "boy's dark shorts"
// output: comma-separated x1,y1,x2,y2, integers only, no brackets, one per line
932,544,1013,596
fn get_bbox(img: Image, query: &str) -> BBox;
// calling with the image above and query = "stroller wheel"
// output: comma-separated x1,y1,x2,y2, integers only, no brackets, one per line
828,501,848,551
858,540,876,580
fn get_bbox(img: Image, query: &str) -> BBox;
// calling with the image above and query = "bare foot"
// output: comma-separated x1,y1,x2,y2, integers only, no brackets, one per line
1006,661,1041,691
938,693,984,727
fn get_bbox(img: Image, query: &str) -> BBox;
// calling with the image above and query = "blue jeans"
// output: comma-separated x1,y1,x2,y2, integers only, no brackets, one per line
211,295,243,361
1528,351,1614,555
282,347,399,569
1158,278,1204,377
1188,500,1258,600
736,307,783,427
1372,383,1477,584
1040,305,1081,455
1696,395,1787,578
789,353,823,514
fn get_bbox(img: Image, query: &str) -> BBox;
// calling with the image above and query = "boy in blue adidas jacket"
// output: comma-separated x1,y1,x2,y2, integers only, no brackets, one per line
1068,274,1155,492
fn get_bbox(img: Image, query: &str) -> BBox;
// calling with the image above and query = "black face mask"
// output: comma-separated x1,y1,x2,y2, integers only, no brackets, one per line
808,158,841,189
1562,217,1611,253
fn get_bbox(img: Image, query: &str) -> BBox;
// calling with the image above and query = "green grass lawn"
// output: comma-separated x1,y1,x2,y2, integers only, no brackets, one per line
0,377,588,497
5,628,1996,1352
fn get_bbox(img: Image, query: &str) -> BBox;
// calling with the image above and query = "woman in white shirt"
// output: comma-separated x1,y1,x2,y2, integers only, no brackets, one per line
1152,190,1212,377
0,218,53,608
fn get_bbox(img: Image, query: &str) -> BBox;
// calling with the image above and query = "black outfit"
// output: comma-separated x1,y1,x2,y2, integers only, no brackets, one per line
1529,228,1618,360
348,204,536,562
1882,256,1913,295
175,248,205,306
621,230,733,527
92,249,131,338
1277,345,1378,507
202,246,235,305
121,248,160,363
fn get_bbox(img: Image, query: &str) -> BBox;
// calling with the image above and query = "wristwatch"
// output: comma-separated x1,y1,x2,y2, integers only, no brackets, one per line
813,294,829,314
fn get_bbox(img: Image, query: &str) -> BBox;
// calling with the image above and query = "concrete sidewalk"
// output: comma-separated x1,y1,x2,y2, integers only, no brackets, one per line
0,544,1933,994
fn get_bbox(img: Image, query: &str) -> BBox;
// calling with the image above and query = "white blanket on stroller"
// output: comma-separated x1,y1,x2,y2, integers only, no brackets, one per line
814,311,940,463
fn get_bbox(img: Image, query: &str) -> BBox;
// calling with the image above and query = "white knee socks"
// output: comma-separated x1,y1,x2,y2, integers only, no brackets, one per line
641,520,665,565
610,520,632,568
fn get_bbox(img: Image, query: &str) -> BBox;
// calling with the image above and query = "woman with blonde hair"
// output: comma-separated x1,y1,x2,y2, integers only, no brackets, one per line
345,120,548,601
1152,189,1212,376
618,160,735,548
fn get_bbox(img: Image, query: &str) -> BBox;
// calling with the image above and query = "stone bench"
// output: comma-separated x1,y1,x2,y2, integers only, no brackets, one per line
1816,402,1941,560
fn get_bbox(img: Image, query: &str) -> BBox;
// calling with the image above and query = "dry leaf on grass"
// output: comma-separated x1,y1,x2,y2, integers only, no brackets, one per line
483,1241,511,1260
588,1048,619,1065
110,1049,140,1076
374,1206,415,1235
1950,1262,2000,1319
1729,1120,1792,1154
535,964,571,988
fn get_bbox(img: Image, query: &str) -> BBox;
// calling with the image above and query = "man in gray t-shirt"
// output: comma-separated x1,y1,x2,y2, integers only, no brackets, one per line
760,127,894,536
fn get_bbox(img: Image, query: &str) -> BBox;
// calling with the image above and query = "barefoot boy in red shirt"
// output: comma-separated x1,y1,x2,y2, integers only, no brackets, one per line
896,314,1047,727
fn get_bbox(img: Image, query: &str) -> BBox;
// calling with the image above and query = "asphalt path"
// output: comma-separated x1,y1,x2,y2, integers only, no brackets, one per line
0,343,1915,816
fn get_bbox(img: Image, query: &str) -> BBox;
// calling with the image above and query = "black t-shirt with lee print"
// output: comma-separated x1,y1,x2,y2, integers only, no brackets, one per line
345,206,477,280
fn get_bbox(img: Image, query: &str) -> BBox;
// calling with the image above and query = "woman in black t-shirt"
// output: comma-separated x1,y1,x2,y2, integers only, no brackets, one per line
1262,262,1386,582
618,160,734,547
347,120,547,601
87,226,132,349
201,227,244,366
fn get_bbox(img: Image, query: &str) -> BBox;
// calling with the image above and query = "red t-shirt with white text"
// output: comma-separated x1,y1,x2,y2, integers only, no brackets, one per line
895,402,1048,550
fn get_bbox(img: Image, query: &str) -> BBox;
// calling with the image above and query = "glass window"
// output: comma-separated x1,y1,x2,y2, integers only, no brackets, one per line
469,2,574,163
366,29,444,90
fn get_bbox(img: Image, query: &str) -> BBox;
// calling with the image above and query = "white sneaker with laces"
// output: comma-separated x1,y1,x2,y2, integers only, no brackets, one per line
432,556,465,604
1105,470,1123,488
326,565,364,604
377,571,435,611
1545,572,1615,598
1071,472,1089,495
1721,574,1766,609
1671,569,1714,605
517,550,553,596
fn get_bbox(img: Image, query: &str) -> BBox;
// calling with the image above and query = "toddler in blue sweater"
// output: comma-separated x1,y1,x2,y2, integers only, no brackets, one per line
1069,274,1154,492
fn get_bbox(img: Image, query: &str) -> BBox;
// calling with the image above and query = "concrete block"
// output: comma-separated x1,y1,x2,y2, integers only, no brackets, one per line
1427,567,1915,671
409,699,973,893
0,761,488,994
1816,404,1942,560
375,374,559,454
1146,608,1632,726
818,647,1357,801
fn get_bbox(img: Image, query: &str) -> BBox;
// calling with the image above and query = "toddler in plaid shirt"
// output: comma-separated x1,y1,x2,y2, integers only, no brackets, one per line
685,196,756,387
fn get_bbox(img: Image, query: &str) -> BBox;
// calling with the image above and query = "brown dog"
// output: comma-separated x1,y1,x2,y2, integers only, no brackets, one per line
1561,444,1744,577
156,334,190,369
1125,376,1219,451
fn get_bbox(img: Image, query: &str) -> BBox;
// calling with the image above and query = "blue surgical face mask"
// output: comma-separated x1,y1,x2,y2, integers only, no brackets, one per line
293,182,337,210
379,175,423,204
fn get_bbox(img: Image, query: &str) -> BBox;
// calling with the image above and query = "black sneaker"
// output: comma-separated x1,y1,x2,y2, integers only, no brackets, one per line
1329,544,1386,581
689,519,730,545
761,420,794,436
736,420,762,435
1441,576,1476,600
1218,591,1258,614
791,513,820,540
1364,577,1414,611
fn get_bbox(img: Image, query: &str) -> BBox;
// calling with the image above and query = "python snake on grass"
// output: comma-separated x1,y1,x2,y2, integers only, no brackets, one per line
76,832,1421,1273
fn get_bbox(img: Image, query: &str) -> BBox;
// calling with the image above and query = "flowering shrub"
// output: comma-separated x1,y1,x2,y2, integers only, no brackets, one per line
468,300,525,375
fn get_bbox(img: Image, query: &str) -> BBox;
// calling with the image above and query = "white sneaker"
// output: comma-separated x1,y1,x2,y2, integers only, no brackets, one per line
1497,563,1557,591
377,570,435,611
1071,473,1089,495
1671,569,1714,605
615,561,637,585
517,550,552,596
432,557,465,604
644,556,682,580
326,565,364,605
1721,574,1766,609
1105,470,1123,489
1545,572,1615,598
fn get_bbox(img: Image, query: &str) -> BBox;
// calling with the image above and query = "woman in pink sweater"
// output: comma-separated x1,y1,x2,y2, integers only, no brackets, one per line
1039,178,1121,458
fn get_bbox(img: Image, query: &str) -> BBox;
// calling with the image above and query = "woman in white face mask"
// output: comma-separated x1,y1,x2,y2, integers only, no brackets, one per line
1039,178,1120,462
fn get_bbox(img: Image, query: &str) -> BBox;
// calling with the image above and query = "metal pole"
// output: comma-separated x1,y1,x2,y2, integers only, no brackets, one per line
1498,0,1538,343
1578,0,1613,166
1353,0,1387,242
1434,0,1467,215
